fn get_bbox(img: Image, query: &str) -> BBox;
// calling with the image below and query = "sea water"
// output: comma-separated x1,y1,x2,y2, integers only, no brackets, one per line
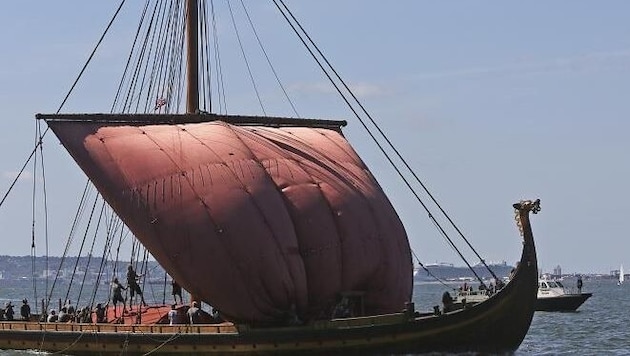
0,278,625,355
413,278,627,355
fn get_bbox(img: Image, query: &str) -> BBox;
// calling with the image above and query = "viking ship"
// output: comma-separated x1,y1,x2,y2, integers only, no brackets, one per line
0,1,540,354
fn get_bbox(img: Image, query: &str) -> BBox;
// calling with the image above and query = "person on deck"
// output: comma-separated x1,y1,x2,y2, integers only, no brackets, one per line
47,309,58,323
78,306,92,323
57,307,71,322
211,307,223,323
168,304,179,325
126,265,147,308
171,279,183,305
111,277,126,317
20,299,31,321
496,278,505,290
442,291,454,313
94,303,107,323
64,299,75,315
4,302,14,321
188,301,201,324
577,275,583,294
331,297,351,319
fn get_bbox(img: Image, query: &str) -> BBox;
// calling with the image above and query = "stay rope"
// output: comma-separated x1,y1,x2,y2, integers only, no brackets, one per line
273,0,495,285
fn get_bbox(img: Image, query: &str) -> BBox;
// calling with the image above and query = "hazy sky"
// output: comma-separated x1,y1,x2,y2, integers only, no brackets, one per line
1,1,629,275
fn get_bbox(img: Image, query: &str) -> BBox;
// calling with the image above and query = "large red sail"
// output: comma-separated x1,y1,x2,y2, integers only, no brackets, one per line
44,114,412,323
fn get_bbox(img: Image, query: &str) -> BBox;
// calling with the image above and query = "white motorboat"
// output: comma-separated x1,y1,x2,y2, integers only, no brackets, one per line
536,278,591,312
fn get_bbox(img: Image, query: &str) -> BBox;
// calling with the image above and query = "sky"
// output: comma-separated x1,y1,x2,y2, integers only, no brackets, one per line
1,1,629,275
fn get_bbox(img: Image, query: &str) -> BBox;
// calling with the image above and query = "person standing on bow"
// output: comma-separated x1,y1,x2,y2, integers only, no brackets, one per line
168,304,180,325
126,265,147,308
111,277,127,316
577,275,583,294
171,279,183,305
93,303,107,323
188,301,201,324
64,299,75,315
20,299,31,321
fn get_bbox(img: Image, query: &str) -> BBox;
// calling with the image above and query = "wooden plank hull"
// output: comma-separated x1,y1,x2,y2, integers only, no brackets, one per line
0,200,539,354
0,245,536,354
0,301,529,355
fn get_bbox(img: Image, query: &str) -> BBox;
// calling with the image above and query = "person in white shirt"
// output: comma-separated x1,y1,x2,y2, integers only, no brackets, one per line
168,304,179,326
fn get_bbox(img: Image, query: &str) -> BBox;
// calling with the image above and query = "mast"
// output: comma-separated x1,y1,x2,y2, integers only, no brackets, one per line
186,0,199,114
186,0,202,306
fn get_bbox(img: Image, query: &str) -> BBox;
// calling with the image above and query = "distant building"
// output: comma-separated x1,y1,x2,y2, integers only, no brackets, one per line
553,265,562,277
611,269,622,278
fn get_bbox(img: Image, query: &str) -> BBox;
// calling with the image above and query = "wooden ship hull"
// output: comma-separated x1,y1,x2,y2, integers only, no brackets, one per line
0,310,525,355
0,201,539,355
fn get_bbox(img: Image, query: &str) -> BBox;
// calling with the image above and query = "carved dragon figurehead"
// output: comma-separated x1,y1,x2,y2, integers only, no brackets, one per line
513,199,541,214
513,199,541,237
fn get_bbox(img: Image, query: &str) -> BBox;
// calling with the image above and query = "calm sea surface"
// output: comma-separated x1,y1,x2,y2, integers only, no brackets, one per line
413,277,626,355
0,277,624,355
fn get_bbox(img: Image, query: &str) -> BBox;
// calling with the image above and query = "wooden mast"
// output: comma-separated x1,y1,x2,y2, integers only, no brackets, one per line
186,0,202,307
186,0,199,114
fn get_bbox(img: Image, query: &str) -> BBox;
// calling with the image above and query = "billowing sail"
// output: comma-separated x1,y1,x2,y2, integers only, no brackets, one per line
43,113,412,323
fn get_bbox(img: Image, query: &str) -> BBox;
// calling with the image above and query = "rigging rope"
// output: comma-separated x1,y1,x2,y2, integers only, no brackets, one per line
30,123,38,303
410,250,453,289
199,0,212,112
71,201,107,308
75,216,99,308
45,197,83,311
239,0,299,117
58,0,127,114
5,0,127,227
209,0,228,113
30,121,44,315
112,0,151,112
273,0,494,285
226,0,266,115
